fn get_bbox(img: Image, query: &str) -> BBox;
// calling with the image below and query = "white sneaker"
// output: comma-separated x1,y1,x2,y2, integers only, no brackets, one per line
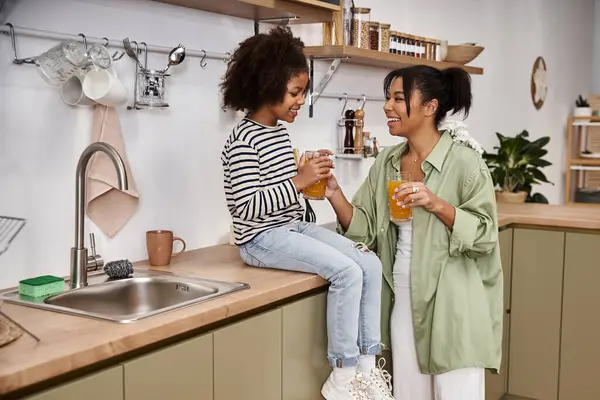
321,372,369,400
361,359,394,400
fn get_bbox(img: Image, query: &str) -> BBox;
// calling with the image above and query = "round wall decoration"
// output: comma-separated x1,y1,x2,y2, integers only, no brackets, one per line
531,56,547,110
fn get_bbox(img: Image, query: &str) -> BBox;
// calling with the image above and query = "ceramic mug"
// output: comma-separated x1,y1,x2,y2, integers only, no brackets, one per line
146,230,186,266
83,66,127,107
60,70,96,106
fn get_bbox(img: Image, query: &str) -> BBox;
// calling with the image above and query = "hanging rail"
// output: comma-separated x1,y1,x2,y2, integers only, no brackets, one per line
1,23,230,65
320,93,386,102
1,23,383,107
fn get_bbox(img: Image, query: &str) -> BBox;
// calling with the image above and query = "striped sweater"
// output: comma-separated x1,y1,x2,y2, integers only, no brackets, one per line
221,119,304,245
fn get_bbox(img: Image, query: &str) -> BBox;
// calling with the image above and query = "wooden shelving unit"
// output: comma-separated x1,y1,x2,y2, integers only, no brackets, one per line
565,116,600,205
304,45,484,75
153,0,339,24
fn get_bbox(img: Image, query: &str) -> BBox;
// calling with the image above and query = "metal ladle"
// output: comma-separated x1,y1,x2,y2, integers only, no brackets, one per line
162,44,186,73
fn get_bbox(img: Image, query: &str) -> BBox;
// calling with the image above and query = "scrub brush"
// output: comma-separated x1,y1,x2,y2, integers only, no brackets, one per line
103,259,134,279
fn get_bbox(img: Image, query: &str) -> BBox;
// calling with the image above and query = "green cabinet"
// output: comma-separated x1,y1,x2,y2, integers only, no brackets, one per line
509,229,565,400
123,332,213,400
486,228,513,400
214,308,282,400
282,292,330,400
24,366,123,400
559,232,600,400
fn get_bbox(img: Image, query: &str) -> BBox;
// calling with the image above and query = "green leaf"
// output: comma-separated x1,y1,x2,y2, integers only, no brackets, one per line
529,158,552,167
530,168,553,184
532,136,550,148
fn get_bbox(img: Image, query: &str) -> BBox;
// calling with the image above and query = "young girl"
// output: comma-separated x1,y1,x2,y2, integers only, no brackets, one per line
220,27,394,400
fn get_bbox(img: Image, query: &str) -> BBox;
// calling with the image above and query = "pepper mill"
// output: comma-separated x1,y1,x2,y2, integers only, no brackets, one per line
344,109,355,154
353,108,365,154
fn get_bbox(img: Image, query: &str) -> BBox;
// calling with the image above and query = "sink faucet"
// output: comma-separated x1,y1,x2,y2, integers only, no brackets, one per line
70,142,129,289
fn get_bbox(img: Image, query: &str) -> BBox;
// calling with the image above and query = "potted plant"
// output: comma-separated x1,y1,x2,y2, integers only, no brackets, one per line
483,130,554,203
574,95,592,117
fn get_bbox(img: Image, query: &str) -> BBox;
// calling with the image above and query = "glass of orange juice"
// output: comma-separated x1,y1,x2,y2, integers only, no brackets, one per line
303,151,327,200
388,171,412,222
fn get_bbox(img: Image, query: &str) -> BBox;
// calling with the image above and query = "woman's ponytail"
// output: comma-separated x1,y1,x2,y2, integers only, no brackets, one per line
439,67,472,122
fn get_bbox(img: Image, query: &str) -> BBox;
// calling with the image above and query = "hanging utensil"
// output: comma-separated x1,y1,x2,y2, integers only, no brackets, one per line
122,37,144,70
0,216,26,257
162,44,186,73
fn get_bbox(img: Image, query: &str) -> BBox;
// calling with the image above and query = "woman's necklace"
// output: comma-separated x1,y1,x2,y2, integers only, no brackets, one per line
407,150,419,163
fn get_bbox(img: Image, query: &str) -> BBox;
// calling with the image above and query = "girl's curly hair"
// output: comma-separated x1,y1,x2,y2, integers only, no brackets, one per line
220,26,309,113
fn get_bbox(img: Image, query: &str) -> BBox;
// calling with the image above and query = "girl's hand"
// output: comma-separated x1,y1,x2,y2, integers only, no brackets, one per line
393,181,442,213
292,153,333,191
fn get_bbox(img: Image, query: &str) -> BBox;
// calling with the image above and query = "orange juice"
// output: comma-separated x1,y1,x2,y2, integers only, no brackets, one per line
303,151,327,200
304,179,326,200
388,171,412,222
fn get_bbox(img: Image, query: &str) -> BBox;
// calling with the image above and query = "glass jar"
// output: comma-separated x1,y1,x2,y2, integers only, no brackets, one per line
391,31,399,54
397,32,405,55
351,7,371,49
422,38,432,59
363,132,372,157
378,24,392,53
369,22,379,51
406,34,414,57
379,23,391,52
414,36,422,58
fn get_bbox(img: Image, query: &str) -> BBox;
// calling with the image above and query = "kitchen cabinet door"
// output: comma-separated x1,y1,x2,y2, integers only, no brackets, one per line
123,332,213,400
282,292,330,400
508,229,564,400
214,308,282,400
486,228,513,400
25,366,123,400
559,232,600,400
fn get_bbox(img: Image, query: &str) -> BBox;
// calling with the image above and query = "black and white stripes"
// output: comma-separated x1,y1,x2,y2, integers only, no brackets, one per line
222,119,304,245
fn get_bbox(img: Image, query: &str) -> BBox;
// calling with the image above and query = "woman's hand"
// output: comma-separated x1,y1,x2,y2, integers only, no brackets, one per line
325,173,340,198
393,181,442,213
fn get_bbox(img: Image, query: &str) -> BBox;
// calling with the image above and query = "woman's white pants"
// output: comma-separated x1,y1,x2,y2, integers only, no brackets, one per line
390,222,484,400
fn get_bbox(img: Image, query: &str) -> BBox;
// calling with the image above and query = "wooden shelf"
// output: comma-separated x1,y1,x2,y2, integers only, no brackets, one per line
571,116,600,126
335,153,365,160
304,46,484,75
153,0,338,24
565,115,600,203
291,0,340,11
570,158,600,166
572,116,600,121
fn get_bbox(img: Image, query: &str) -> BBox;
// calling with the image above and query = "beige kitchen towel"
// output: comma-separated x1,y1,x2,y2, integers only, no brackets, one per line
86,105,139,238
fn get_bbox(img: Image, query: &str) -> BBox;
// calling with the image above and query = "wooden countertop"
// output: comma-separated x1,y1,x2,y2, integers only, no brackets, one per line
1,203,599,395
0,245,327,395
497,203,600,230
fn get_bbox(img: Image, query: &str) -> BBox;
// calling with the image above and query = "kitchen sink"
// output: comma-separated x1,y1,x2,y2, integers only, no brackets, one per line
0,269,249,323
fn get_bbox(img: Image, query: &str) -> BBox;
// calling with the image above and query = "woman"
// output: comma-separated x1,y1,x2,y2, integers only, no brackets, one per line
325,65,503,400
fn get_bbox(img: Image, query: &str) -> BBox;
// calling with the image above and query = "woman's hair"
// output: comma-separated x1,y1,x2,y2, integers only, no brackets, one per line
383,65,472,125
220,26,309,112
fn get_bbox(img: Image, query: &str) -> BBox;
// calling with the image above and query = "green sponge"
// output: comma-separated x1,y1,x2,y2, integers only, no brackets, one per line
19,275,65,298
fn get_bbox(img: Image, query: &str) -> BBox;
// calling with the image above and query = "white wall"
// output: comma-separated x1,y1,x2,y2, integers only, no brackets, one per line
594,0,600,93
0,0,594,289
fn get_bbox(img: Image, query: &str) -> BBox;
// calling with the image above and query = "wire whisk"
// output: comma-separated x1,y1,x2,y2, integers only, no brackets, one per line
0,216,26,257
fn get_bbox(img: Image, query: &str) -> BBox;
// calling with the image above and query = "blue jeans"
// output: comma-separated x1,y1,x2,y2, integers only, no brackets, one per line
239,221,383,367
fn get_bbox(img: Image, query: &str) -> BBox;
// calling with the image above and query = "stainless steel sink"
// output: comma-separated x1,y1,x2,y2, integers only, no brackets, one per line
0,269,249,323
